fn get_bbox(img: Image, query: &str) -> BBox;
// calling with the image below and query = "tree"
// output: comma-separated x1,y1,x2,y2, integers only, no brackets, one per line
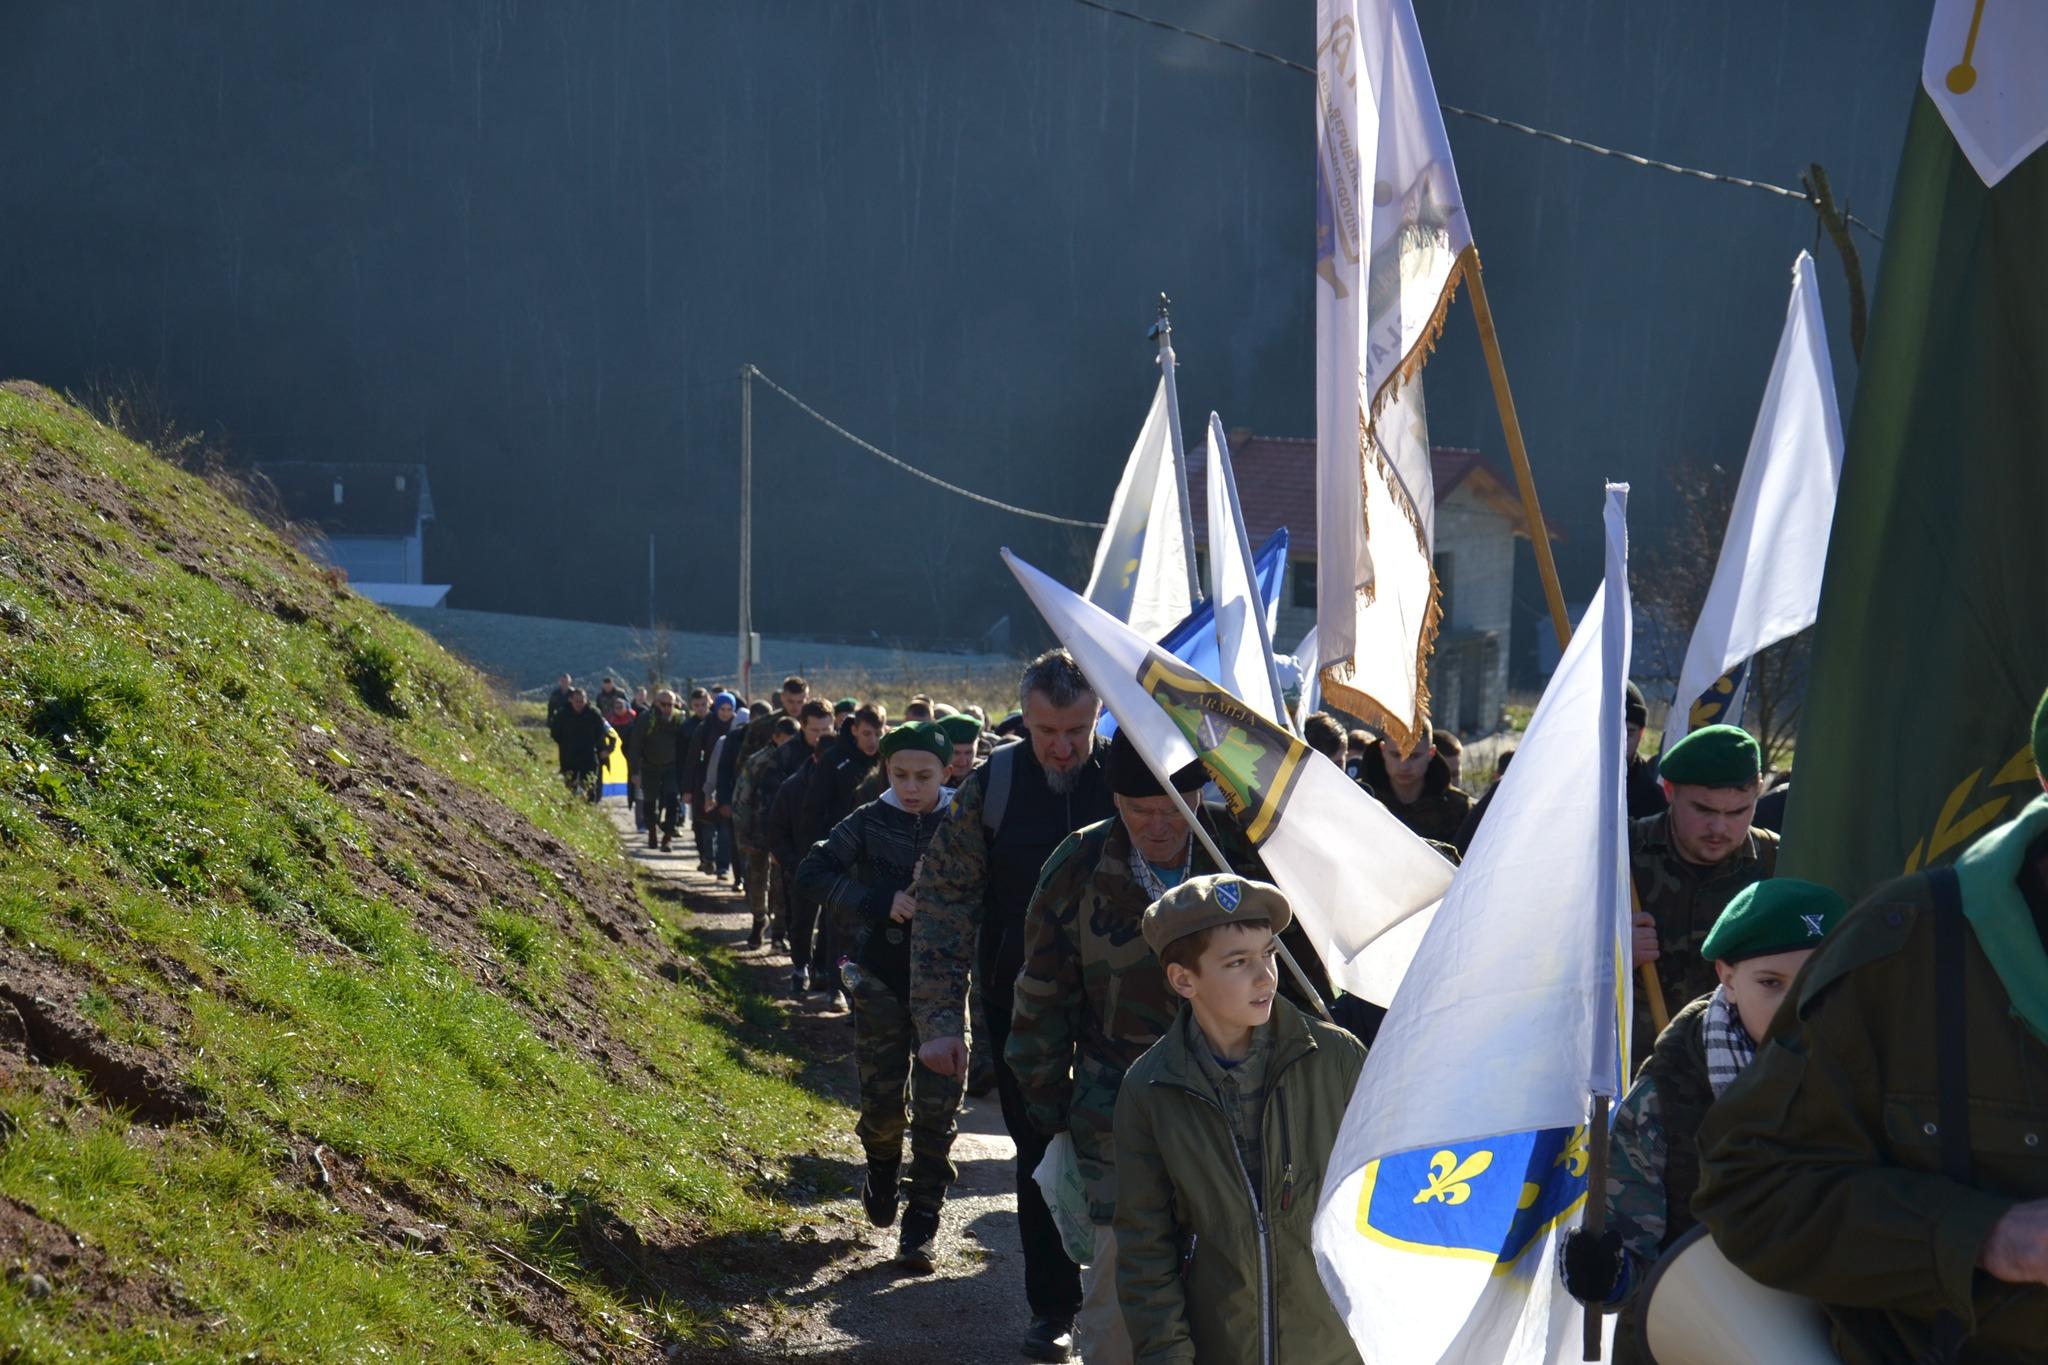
1631,457,1807,775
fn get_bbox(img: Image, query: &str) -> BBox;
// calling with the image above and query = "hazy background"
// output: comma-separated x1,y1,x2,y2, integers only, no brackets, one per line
0,1,1926,655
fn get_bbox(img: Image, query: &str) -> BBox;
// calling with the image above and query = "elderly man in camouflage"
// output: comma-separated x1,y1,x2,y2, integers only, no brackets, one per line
1693,690,2048,1363
1627,724,1777,1065
910,649,1114,1363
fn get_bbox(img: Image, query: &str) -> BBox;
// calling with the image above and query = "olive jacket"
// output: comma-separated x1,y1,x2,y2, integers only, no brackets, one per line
1694,796,2048,1364
1114,998,1366,1365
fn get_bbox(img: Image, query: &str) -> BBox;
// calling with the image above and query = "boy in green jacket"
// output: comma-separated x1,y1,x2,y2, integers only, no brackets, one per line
1113,874,1365,1365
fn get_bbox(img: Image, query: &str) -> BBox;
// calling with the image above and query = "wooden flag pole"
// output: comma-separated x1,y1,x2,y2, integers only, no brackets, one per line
1581,1092,1613,1360
1466,256,1667,1038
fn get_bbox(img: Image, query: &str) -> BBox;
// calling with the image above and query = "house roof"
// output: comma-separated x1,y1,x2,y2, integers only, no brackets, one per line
1185,431,1551,555
254,462,435,538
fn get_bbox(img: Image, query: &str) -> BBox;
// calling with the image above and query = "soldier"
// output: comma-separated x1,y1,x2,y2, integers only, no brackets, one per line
733,714,800,943
629,688,688,850
1627,723,1777,1065
910,648,1114,1363
1560,877,1846,1362
1693,691,2048,1362
937,712,983,786
1355,722,1474,845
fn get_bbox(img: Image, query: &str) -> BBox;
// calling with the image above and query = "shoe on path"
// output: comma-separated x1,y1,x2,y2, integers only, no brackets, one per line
660,832,672,852
861,1164,900,1228
788,967,809,998
895,1206,939,1274
1020,1314,1075,1363
747,925,764,950
646,830,658,849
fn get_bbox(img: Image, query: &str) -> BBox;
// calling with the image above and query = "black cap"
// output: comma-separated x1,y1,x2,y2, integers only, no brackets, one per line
1625,681,1648,728
1108,730,1207,798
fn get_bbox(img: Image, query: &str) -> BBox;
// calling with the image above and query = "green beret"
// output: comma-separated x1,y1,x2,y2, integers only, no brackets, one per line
1142,874,1292,956
1657,724,1760,789
879,720,951,768
1701,878,1846,964
2033,686,2048,778
833,697,859,714
937,713,983,747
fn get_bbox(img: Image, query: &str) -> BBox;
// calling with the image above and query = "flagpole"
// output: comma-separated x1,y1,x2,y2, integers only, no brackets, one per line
1466,256,1668,1045
1152,294,1204,607
1581,1092,1612,1360
1156,782,1332,1022
1465,255,1571,649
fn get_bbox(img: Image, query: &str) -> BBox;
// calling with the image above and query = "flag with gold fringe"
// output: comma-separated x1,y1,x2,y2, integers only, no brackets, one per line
1314,0,1471,753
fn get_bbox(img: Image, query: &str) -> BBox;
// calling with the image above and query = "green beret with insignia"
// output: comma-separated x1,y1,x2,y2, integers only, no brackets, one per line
1701,877,1847,964
1141,873,1292,955
937,713,983,747
1657,724,1761,789
2033,685,2048,777
879,720,952,767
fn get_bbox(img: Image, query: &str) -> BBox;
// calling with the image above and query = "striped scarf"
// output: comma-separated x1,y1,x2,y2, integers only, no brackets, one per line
1702,985,1757,1098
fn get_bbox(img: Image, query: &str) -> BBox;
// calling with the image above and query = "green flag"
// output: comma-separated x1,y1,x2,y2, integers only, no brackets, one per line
1782,93,2048,898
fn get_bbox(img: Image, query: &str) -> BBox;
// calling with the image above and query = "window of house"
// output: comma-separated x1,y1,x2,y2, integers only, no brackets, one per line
1292,558,1316,610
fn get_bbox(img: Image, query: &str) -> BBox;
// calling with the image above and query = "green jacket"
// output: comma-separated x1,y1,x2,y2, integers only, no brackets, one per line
1006,808,1263,1223
1694,798,2048,1364
627,705,684,777
1627,811,1777,1066
1114,998,1366,1365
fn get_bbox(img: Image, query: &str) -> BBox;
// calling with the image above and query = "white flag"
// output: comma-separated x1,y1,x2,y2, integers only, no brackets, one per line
1085,379,1193,642
1315,0,1471,751
1923,0,2048,188
1004,549,1452,999
1663,252,1844,757
1313,484,1633,1364
1205,414,1288,726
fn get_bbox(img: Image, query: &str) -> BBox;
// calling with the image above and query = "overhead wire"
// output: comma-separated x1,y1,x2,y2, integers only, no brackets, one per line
745,365,1108,529
1063,0,1883,242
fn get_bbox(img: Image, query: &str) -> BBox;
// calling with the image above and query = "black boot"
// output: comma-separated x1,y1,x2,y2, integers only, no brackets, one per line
1021,1314,1074,1363
895,1206,939,1274
860,1162,900,1228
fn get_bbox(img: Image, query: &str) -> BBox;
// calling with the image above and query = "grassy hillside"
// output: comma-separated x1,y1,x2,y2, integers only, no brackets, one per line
0,381,849,1361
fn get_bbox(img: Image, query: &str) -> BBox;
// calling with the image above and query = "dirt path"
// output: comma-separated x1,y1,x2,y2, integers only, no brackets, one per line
611,806,1042,1365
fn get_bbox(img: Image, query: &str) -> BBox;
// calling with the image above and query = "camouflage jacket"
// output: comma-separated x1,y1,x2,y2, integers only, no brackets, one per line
1627,812,1777,1067
1006,808,1263,1223
730,740,785,850
1603,993,1715,1365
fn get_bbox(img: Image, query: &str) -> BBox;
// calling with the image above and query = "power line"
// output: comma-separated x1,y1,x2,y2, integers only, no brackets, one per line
745,365,1108,529
1063,0,1882,242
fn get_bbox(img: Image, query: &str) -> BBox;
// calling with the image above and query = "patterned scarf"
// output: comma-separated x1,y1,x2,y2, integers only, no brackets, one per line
1702,985,1756,1098
1127,834,1194,904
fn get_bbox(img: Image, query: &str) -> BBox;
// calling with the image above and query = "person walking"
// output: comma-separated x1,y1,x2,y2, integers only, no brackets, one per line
909,650,1113,1362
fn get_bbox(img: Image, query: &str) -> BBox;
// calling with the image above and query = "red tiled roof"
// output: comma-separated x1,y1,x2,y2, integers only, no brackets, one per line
1186,432,1542,556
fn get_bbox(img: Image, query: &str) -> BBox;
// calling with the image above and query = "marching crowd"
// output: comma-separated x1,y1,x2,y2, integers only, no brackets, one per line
546,657,2047,1364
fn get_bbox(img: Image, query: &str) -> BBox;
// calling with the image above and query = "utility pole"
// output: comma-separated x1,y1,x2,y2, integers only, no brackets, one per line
737,364,754,696
1150,294,1204,605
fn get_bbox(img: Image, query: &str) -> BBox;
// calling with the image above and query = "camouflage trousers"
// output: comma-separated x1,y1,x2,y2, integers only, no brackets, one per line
744,849,778,933
850,976,965,1214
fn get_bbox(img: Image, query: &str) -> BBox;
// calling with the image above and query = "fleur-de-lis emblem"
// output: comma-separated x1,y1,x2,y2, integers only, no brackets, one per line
1555,1126,1590,1179
1413,1149,1492,1205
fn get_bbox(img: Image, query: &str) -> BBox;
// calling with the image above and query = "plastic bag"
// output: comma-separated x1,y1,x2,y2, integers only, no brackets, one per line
1030,1131,1097,1266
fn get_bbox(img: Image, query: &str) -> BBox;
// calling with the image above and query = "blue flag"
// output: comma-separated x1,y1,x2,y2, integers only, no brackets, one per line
1100,528,1287,740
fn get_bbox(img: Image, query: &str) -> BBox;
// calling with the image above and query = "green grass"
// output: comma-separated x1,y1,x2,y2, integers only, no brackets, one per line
0,383,853,1359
